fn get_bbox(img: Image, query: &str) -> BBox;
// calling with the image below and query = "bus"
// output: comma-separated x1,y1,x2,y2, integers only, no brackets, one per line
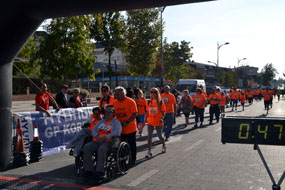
175,79,206,96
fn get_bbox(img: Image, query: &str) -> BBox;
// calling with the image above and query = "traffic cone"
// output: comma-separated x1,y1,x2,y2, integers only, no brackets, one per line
33,123,39,141
29,123,43,163
13,119,28,167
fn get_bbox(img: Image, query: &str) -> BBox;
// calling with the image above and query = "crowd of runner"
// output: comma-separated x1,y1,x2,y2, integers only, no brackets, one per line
34,82,281,178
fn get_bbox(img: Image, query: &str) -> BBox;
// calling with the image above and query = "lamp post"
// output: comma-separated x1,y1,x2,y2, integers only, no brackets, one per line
217,42,230,67
208,61,218,85
216,42,230,85
237,57,246,67
160,6,166,86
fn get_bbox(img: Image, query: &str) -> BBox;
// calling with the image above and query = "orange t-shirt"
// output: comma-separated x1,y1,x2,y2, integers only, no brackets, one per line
219,96,226,105
147,100,166,127
136,97,147,115
263,91,272,101
247,91,253,98
161,93,177,114
93,120,112,142
89,114,100,131
208,93,221,105
240,95,246,103
113,97,138,135
231,90,241,100
202,91,208,98
193,94,207,108
99,95,115,109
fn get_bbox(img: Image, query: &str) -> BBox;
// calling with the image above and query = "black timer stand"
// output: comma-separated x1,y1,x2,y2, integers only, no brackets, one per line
254,144,285,190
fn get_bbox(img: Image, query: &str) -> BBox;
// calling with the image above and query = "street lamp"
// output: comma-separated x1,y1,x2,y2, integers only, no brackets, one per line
160,6,166,86
237,57,246,67
208,61,218,85
208,61,217,66
216,42,230,85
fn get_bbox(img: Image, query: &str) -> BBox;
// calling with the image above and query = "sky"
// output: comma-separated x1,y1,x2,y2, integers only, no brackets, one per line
162,0,285,78
37,0,285,78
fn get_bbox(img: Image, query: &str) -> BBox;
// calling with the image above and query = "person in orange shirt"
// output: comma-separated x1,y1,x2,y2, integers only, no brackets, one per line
247,89,254,105
135,89,148,136
263,88,272,110
208,88,221,125
113,86,138,165
99,85,115,113
144,88,166,158
82,105,121,178
161,85,177,141
240,92,246,111
35,83,60,117
66,107,103,156
219,92,226,117
230,87,241,111
192,88,207,128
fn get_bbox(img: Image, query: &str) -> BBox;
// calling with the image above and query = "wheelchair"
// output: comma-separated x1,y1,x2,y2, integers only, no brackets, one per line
70,136,132,180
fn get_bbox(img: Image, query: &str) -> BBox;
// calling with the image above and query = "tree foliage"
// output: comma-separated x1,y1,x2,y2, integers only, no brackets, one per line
126,8,161,77
13,35,40,77
222,71,237,87
260,63,278,86
163,40,193,83
91,12,126,81
38,16,96,81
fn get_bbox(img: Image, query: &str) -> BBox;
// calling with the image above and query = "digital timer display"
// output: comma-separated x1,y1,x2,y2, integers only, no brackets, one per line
222,117,285,146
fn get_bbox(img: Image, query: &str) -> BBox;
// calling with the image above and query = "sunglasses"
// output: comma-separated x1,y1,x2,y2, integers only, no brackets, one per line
105,110,114,114
102,90,108,92
151,91,157,94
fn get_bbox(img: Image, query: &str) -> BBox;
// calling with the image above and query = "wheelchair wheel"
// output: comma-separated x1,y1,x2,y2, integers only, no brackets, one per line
116,141,131,175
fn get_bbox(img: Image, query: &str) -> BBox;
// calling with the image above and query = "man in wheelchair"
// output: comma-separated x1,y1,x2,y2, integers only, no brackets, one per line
82,104,122,178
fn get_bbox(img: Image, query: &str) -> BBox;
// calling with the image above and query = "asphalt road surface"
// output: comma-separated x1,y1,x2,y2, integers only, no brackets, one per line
2,97,285,190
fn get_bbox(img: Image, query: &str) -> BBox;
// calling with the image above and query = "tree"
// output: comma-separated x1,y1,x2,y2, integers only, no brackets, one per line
91,12,126,83
13,35,39,77
260,63,278,86
194,68,205,79
222,71,237,87
38,16,96,81
163,40,193,83
126,8,161,78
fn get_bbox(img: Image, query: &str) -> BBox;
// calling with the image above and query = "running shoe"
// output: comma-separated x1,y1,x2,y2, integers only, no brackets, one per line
145,151,152,158
162,144,166,153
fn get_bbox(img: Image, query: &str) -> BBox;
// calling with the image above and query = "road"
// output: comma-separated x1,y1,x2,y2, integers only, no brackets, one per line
2,97,285,190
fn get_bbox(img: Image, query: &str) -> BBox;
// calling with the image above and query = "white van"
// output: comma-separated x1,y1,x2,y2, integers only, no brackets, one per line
175,79,206,96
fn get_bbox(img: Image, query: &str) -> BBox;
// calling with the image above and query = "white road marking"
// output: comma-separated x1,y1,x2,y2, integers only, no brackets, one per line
215,127,221,132
166,135,182,144
127,169,159,187
183,139,204,152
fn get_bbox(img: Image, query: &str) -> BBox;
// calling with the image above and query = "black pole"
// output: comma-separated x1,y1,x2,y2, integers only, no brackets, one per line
0,62,12,170
0,13,42,170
